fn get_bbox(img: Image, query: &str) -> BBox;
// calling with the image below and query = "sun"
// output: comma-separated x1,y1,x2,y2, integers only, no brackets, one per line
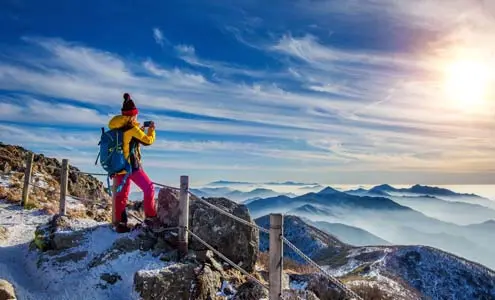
443,59,492,111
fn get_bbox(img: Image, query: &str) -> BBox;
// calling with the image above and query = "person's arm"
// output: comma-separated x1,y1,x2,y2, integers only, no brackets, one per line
129,124,156,145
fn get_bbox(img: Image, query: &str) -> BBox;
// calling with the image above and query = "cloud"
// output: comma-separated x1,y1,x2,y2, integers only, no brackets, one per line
1,26,495,184
0,95,109,126
152,27,166,46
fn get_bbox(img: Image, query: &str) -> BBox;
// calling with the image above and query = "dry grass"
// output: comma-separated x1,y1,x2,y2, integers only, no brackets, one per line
0,186,21,203
67,208,89,219
257,251,318,274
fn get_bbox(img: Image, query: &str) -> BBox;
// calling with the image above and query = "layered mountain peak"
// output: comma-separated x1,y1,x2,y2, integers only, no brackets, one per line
317,186,342,195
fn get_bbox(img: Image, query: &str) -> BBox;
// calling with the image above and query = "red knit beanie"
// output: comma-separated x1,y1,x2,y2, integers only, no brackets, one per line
121,93,138,116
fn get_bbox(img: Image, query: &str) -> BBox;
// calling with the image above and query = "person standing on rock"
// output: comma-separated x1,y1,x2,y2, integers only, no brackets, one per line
107,93,161,233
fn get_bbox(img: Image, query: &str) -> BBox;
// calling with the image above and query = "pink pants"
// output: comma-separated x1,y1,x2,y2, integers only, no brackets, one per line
113,168,156,223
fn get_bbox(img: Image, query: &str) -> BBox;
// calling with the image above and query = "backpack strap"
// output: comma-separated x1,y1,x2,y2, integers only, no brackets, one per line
115,144,136,193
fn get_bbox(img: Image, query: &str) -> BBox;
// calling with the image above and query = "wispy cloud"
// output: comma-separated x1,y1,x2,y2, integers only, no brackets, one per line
152,27,166,47
1,0,495,185
0,95,109,126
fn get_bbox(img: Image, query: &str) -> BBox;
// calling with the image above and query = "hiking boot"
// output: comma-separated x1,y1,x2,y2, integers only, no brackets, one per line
114,222,131,234
143,216,166,233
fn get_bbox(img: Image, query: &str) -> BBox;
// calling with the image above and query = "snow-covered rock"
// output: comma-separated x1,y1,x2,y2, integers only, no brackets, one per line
0,279,16,300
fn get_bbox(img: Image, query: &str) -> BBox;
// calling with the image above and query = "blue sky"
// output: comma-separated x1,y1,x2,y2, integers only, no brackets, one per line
1,0,495,186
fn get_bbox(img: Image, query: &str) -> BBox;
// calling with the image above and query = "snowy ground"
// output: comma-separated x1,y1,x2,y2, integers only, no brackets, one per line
0,200,52,299
0,200,170,300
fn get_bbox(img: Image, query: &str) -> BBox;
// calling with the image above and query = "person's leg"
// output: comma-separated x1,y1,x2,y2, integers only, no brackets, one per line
129,168,157,218
113,173,132,231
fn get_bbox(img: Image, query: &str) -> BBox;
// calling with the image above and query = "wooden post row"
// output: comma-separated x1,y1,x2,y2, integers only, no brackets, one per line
21,153,34,207
59,159,69,216
178,175,190,259
269,213,284,300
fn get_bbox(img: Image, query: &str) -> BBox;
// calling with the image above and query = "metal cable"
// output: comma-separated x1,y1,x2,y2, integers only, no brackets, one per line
67,194,93,203
152,181,181,192
195,198,269,234
281,237,363,300
72,170,108,176
187,229,269,291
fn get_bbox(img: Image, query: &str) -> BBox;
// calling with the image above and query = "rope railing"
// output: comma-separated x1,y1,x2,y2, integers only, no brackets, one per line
72,170,108,177
151,181,181,192
187,228,269,291
10,151,360,299
281,237,363,300
195,197,270,234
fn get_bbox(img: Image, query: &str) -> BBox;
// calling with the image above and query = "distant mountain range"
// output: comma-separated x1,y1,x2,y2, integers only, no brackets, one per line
367,184,482,198
309,220,391,246
255,215,495,300
189,187,296,202
206,180,319,186
129,186,294,203
247,185,495,269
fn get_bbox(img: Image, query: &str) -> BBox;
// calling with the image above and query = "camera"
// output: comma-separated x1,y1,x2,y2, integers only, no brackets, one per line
143,121,153,127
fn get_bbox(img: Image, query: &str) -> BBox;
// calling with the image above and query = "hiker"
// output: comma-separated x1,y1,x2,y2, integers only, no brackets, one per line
108,93,160,233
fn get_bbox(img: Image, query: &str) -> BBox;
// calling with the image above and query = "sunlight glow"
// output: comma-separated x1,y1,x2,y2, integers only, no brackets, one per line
443,59,492,112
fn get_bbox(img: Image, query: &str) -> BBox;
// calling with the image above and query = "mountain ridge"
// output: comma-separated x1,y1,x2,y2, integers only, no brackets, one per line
255,214,495,300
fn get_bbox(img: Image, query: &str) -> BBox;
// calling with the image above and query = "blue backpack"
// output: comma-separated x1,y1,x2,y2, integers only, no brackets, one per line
95,127,134,195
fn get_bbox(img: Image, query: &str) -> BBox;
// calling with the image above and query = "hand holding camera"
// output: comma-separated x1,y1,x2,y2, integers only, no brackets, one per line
143,121,155,130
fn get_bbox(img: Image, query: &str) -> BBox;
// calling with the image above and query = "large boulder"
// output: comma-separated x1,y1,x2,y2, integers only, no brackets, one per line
189,197,259,273
134,263,197,300
33,215,87,252
156,190,259,273
156,188,181,226
0,279,16,300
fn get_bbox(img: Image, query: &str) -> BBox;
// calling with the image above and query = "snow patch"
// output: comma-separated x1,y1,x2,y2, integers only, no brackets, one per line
289,280,308,290
66,196,86,210
0,174,10,187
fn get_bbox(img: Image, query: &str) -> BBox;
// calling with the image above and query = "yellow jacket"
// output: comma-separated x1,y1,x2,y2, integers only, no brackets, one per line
108,115,156,174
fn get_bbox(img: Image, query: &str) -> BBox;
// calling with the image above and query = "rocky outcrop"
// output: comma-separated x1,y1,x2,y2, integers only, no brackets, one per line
233,280,268,300
33,215,87,252
156,188,180,226
0,279,16,300
195,265,222,300
189,197,259,273
156,189,259,273
0,142,111,221
134,263,197,300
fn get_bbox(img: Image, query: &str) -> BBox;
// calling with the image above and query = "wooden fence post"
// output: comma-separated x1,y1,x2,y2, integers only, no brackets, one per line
178,175,190,259
21,153,34,207
269,213,283,300
59,159,69,216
